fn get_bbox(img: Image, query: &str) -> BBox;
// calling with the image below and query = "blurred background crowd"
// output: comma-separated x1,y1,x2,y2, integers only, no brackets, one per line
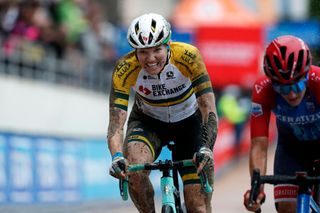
0,0,119,92
0,0,319,93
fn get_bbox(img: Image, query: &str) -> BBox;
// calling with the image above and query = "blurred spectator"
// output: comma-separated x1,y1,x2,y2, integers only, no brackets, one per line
0,1,19,35
1,1,62,54
81,2,117,65
35,0,67,58
2,0,42,57
217,84,251,156
53,0,88,47
80,1,118,89
49,0,90,83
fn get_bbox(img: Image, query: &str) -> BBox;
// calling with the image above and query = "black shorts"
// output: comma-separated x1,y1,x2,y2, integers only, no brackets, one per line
124,104,211,185
273,134,320,203
274,137,320,176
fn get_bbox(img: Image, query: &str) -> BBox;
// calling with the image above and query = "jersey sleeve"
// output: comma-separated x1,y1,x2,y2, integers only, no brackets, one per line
250,77,275,138
110,52,140,111
171,42,213,98
308,65,320,105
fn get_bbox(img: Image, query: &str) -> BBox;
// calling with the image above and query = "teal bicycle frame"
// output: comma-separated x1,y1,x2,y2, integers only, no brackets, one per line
119,159,213,213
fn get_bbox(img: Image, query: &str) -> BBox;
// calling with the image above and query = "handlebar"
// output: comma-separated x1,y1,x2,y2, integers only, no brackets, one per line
119,159,213,201
249,169,320,212
128,159,194,172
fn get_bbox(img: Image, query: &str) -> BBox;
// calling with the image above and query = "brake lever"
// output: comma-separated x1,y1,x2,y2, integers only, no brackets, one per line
119,177,129,201
249,169,261,213
199,170,213,193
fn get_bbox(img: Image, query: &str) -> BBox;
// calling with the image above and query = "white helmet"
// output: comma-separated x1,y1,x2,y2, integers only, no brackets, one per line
127,13,171,49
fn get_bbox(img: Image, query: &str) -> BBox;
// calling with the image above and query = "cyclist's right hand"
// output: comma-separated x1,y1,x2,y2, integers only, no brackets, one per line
193,146,213,174
109,152,128,179
243,189,265,212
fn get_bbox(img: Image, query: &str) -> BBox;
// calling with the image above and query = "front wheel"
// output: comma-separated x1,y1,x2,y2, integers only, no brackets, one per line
161,205,174,213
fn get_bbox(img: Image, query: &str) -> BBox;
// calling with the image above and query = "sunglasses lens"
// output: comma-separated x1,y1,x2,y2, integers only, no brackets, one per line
273,78,307,95
280,86,291,95
295,80,307,93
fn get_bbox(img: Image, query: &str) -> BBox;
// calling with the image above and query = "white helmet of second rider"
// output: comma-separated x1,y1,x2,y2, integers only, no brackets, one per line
127,13,171,49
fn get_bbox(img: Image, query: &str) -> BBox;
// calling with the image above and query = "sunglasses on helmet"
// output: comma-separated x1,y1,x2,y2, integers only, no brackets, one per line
272,77,308,95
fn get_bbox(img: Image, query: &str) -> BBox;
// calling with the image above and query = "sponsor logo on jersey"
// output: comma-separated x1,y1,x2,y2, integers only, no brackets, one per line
255,79,270,94
152,83,186,96
184,50,196,59
181,50,196,64
116,61,130,78
143,75,157,80
276,111,320,124
139,85,151,95
251,102,263,117
255,84,263,94
166,71,175,80
309,71,320,81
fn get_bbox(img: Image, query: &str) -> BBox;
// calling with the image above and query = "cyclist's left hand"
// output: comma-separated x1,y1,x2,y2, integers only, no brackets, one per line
193,146,213,174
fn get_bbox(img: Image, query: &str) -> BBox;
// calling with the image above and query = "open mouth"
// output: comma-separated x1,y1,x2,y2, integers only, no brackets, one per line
146,62,159,68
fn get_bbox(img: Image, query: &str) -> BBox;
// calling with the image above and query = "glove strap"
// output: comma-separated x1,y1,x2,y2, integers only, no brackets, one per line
112,152,123,161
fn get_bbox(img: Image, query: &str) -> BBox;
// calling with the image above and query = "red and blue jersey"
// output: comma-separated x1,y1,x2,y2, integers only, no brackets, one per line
250,65,320,141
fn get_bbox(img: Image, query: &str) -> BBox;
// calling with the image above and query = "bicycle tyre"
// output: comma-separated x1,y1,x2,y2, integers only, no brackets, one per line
161,205,174,213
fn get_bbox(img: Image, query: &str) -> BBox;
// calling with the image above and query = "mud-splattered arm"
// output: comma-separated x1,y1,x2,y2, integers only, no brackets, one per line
107,88,128,156
197,92,218,149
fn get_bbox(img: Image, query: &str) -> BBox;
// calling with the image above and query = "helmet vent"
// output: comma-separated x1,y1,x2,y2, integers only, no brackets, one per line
280,46,287,60
129,35,138,47
282,53,294,80
273,55,283,71
294,50,304,76
155,30,164,43
305,50,311,72
138,34,145,45
287,53,294,73
134,23,139,34
148,33,154,44
265,56,277,79
151,19,156,33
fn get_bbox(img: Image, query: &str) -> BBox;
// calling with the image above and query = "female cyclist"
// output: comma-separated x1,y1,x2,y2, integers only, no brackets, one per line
244,35,320,213
107,13,218,213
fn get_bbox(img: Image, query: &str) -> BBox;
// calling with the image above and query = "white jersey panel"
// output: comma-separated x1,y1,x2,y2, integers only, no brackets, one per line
133,63,198,122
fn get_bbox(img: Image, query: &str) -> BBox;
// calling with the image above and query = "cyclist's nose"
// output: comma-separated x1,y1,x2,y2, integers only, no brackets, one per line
146,54,157,61
286,91,298,98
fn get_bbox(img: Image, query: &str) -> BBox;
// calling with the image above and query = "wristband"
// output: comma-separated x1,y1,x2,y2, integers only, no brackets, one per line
112,152,123,161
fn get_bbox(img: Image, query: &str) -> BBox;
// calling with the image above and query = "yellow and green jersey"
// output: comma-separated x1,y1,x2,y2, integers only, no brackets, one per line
111,42,213,122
